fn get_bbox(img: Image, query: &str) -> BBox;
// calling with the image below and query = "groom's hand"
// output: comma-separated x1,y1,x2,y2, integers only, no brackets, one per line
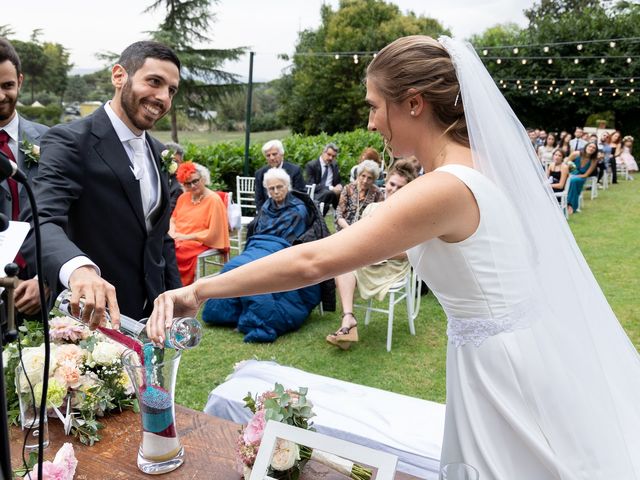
69,266,120,330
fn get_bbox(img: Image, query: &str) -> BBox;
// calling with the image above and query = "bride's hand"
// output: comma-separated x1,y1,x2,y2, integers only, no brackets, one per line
146,284,202,345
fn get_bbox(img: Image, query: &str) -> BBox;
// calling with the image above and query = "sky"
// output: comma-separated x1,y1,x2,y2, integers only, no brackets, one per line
3,0,533,81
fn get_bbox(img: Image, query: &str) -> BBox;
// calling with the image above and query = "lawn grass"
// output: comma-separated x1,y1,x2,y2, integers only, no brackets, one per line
151,129,291,146
175,178,639,411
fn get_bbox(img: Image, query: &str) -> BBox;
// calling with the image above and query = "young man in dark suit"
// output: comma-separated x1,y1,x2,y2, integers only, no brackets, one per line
304,143,343,215
0,37,49,316
23,41,183,327
254,139,306,210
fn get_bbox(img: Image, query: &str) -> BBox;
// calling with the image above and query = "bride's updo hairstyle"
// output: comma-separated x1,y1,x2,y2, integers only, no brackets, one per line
367,35,469,148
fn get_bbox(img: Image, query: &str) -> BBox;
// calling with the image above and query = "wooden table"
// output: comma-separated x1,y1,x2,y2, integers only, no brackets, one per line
10,405,420,479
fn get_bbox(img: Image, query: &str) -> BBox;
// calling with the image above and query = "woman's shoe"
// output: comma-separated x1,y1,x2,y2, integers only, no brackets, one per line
326,313,358,350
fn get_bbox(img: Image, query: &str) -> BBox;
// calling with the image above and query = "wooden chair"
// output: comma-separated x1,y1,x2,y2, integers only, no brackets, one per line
355,268,423,352
232,176,256,253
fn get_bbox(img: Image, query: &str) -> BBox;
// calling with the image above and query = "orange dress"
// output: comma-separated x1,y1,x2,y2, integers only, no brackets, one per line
171,191,229,285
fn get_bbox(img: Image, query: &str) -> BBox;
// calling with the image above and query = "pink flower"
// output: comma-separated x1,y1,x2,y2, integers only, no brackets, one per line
49,317,90,343
243,409,266,446
54,360,82,389
29,443,77,479
55,344,86,365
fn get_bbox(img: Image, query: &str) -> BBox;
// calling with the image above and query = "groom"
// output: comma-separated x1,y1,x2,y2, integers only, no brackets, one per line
22,41,182,325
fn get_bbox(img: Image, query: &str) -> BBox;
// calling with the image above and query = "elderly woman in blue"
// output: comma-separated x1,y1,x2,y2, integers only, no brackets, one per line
254,168,309,243
566,141,598,215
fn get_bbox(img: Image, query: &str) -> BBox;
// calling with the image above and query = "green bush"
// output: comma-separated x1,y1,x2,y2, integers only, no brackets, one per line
17,105,63,127
183,129,384,193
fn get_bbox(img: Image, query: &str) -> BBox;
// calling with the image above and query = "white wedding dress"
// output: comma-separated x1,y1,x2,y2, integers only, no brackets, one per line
407,164,640,479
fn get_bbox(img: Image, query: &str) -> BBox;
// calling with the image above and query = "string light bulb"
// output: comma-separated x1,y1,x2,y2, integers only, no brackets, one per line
610,79,615,84
522,59,527,64
513,47,519,54
543,46,549,53
574,58,580,64
630,78,634,83
482,49,488,56
577,44,583,50
552,80,556,85
353,54,359,64
589,79,594,84
601,58,606,64
610,41,616,48
334,54,339,60
627,57,632,63
496,58,502,64
548,58,553,64
570,80,575,84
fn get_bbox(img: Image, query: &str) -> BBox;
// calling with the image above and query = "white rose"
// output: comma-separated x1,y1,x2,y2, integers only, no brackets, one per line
18,346,46,391
32,144,40,156
161,149,169,158
270,438,300,471
2,350,10,370
90,341,122,365
168,160,178,174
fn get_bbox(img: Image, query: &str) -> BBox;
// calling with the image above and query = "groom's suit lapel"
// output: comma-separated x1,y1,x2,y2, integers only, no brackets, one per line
91,107,147,233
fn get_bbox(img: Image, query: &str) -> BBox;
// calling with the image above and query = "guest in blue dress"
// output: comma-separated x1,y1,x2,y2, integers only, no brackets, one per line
567,142,599,214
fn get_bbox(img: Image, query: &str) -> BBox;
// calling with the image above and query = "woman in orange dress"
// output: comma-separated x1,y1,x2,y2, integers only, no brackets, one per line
170,162,229,285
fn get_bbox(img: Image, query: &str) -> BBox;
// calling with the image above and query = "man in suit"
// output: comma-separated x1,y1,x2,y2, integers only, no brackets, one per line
254,139,306,210
570,127,587,152
304,143,342,215
0,38,48,316
22,41,183,327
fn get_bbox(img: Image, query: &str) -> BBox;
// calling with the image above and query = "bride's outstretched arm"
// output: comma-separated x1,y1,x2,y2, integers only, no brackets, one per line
146,170,478,343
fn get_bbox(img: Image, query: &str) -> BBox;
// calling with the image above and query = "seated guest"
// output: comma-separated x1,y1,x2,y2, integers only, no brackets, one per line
165,141,211,211
546,149,570,193
254,139,306,210
566,142,599,215
618,135,639,178
202,168,334,342
305,143,343,215
170,162,229,285
349,147,383,185
327,160,417,349
336,159,384,231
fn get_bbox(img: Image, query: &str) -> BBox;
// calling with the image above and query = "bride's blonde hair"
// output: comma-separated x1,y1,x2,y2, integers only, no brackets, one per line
366,35,469,149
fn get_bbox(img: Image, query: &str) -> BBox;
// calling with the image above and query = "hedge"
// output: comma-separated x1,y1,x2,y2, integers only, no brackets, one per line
183,129,386,194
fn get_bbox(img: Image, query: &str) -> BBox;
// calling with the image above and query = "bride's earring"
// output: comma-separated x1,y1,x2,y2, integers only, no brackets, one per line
410,111,416,116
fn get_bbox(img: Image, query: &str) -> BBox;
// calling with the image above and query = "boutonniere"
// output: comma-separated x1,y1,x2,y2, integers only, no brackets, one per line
161,148,178,174
20,139,40,168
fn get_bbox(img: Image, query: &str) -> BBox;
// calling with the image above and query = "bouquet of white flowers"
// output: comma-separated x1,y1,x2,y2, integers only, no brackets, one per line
4,317,138,445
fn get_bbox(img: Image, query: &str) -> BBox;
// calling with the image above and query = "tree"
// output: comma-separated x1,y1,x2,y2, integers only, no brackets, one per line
471,0,640,134
146,0,246,142
278,0,450,135
12,32,48,104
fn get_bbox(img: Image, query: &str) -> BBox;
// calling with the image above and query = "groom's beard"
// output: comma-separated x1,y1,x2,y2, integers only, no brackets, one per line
120,80,167,132
0,97,17,122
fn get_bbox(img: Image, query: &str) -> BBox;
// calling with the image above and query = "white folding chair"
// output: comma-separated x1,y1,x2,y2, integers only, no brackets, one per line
195,249,230,280
305,183,316,201
232,176,256,253
584,176,598,200
617,161,631,181
554,176,571,220
355,268,423,352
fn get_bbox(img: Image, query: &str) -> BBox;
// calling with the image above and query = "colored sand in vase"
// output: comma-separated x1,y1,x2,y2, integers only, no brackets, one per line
140,385,180,461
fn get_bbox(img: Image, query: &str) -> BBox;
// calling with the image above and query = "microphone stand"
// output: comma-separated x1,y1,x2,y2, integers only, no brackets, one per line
0,157,49,479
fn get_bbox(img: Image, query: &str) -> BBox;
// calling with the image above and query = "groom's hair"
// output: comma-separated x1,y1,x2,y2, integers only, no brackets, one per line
118,41,181,76
0,38,22,76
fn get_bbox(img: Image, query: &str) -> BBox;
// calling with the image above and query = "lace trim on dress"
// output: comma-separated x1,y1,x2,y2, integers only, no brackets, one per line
446,301,535,347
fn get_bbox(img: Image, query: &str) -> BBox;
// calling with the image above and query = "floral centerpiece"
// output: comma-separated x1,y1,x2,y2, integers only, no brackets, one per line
4,317,138,445
237,383,372,480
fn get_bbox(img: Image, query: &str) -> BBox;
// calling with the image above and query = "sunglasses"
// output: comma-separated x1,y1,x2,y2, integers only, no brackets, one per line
184,178,201,187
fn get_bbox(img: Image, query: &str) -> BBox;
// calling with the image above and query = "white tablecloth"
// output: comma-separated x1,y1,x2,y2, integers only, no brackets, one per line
203,360,445,479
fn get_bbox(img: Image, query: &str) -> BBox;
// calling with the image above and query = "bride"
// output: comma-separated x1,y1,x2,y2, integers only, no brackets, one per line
146,36,640,479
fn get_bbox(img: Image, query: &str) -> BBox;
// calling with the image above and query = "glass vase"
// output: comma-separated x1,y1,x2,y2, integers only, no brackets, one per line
122,346,184,474
440,462,480,480
14,364,50,450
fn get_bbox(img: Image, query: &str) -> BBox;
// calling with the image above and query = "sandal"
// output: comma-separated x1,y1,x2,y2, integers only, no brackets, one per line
326,313,358,350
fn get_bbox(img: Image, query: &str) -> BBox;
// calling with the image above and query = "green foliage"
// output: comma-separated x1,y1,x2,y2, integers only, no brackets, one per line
471,0,640,131
65,68,113,103
278,0,450,135
182,128,383,193
146,0,246,142
17,104,62,126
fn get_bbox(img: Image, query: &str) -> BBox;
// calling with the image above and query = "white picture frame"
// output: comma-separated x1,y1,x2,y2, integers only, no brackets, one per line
249,420,398,480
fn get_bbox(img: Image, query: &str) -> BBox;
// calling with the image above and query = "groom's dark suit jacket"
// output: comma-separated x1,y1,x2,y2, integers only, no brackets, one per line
22,106,182,319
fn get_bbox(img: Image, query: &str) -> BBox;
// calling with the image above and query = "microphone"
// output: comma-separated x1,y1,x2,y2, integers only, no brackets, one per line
0,149,27,183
